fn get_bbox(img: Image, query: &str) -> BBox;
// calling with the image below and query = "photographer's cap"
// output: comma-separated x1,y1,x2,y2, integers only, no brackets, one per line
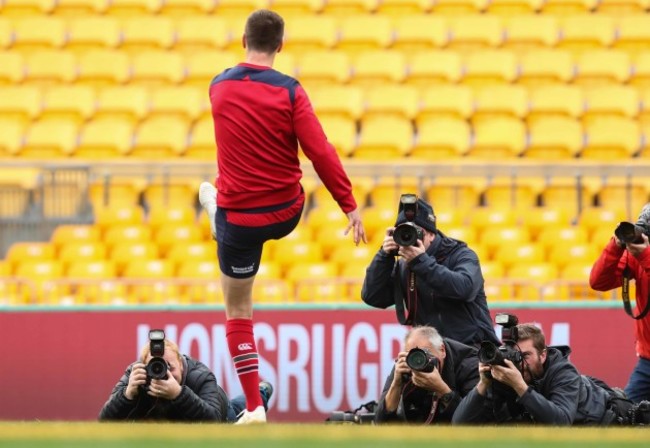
395,197,437,233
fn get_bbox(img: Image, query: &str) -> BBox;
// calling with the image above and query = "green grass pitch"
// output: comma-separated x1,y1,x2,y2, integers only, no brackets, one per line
0,422,648,448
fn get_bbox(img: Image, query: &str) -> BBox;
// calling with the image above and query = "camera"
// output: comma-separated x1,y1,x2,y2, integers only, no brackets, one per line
406,347,439,373
627,400,650,425
478,313,523,375
615,221,650,245
393,194,424,247
145,329,168,381
327,401,377,425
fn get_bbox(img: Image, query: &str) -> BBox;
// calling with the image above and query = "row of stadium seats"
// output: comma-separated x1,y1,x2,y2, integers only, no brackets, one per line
0,0,648,18
2,15,650,56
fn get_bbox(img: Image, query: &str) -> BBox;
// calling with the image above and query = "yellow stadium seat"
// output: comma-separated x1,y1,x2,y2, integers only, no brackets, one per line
272,241,324,273
361,206,397,241
52,0,108,17
104,225,152,248
174,17,229,55
337,15,393,56
95,86,149,123
286,262,341,302
482,177,542,210
472,85,528,123
251,279,290,303
540,0,597,15
376,0,432,14
597,178,650,213
313,225,356,258
12,17,65,54
212,0,268,19
432,209,464,227
425,177,485,212
124,259,178,304
2,0,55,16
469,117,526,159
614,17,650,57
508,262,559,300
120,17,174,55
155,224,203,256
431,0,487,15
319,116,356,158
520,206,571,239
77,49,131,88
6,242,55,270
65,260,119,305
486,0,543,16
148,206,196,230
447,15,503,54
329,245,374,273
557,15,615,57
599,0,650,16
502,15,558,53
184,51,239,88
417,85,473,124
364,85,419,121
355,116,413,160
14,260,65,304
306,208,349,234
574,50,631,89
548,243,598,271
462,49,518,91
186,117,215,160
391,15,447,56
66,17,120,55
444,226,479,245
0,120,24,157
468,208,517,235
270,0,323,16
77,118,134,159
41,86,96,125
130,51,185,86
411,118,471,160
537,226,590,252
405,50,463,87
0,86,41,126
493,242,545,270
51,224,101,248
480,227,531,259
58,242,107,269
95,205,145,229
283,15,337,55
582,117,640,160
517,49,574,89
109,241,158,274
105,0,161,16
297,52,351,89
368,178,421,209
149,86,203,123
561,261,604,300
311,86,363,121
321,0,376,15
528,85,584,124
278,224,313,245
0,18,9,50
481,261,510,300
21,120,78,159
0,53,25,85
527,116,583,160
578,206,627,238
176,260,222,304
131,117,189,159
25,50,77,86
159,0,215,16
583,86,639,127
143,181,195,210
630,53,650,92
540,178,598,217
168,242,216,266
349,51,406,89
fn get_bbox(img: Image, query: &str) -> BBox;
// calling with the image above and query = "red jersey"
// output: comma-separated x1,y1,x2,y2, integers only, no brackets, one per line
209,62,356,214
590,238,650,359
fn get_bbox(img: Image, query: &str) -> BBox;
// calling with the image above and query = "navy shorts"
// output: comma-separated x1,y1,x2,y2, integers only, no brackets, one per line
215,192,304,278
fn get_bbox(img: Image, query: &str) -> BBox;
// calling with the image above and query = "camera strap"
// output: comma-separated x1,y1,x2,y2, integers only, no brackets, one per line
424,395,439,425
394,265,417,325
621,264,650,320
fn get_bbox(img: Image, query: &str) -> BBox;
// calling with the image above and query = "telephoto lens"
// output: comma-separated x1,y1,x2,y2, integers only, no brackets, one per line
405,348,439,373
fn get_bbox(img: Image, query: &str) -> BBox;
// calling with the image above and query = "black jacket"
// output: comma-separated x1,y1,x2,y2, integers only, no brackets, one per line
452,347,613,425
362,231,499,346
375,338,480,424
98,355,229,422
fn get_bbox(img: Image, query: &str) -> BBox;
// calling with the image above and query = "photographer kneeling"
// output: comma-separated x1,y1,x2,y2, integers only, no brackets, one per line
375,325,479,424
452,320,634,426
98,330,272,423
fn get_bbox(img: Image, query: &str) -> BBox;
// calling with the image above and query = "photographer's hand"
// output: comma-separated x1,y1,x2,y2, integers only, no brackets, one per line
385,351,410,413
490,360,528,397
125,363,147,400
398,239,425,263
412,368,451,396
382,227,399,255
627,233,649,258
147,374,182,401
476,362,492,396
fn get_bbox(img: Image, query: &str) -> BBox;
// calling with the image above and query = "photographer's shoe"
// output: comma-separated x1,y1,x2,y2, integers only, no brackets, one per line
198,182,217,240
234,405,266,425
259,381,274,411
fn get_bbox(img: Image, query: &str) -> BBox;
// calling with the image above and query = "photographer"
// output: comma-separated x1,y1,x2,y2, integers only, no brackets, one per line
98,333,272,422
375,325,480,424
590,203,650,403
452,323,631,425
362,195,499,346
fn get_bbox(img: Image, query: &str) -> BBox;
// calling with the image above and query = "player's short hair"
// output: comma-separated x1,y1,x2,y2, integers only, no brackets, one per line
245,9,284,54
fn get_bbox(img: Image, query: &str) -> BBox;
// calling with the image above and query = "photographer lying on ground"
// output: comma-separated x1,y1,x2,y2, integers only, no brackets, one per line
374,325,479,424
362,194,498,347
98,330,272,423
452,316,641,426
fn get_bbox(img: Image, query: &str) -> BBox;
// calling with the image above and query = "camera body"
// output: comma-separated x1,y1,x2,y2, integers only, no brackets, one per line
392,194,424,247
478,313,523,375
406,347,439,373
145,329,168,381
627,400,650,425
327,411,375,424
615,221,650,245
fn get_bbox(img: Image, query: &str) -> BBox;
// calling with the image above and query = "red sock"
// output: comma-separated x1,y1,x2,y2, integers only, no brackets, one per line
226,318,263,412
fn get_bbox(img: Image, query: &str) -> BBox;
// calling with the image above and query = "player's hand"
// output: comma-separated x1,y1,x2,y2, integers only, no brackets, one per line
345,209,367,246
125,363,147,400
